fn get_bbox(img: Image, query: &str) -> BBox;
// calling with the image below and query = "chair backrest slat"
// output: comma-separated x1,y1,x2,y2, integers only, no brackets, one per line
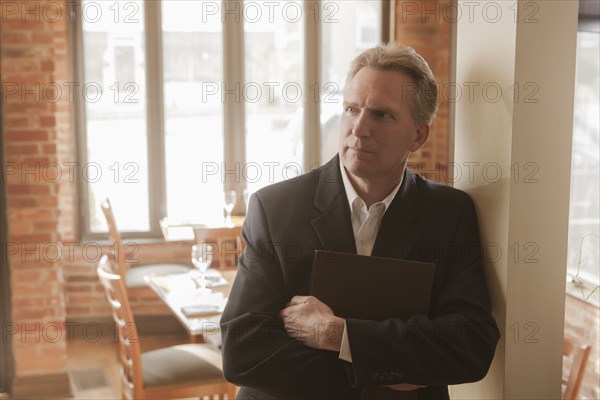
562,337,592,399
100,198,122,243
100,198,130,281
97,255,144,398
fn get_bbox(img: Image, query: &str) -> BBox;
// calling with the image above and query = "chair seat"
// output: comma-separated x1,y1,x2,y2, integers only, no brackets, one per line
125,264,191,288
141,344,224,388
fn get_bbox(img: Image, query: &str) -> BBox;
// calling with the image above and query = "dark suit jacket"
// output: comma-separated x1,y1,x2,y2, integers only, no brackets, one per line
220,155,499,399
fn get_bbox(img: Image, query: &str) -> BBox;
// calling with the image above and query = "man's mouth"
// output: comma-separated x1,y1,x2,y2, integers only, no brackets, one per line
350,147,375,154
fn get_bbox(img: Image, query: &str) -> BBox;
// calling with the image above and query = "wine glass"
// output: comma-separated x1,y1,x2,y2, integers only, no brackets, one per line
224,190,237,226
191,244,213,294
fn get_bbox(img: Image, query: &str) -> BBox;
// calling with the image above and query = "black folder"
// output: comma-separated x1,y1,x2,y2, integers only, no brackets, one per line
309,250,435,321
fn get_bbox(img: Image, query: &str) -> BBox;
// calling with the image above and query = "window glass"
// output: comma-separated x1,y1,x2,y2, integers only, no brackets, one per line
82,0,150,232
566,30,600,303
244,0,304,194
162,0,224,224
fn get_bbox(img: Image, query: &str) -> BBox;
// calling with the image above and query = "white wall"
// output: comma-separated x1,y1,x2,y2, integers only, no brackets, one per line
451,1,579,398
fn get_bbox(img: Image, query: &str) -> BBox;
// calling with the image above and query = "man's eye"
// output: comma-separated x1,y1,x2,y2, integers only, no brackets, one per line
345,106,358,114
372,110,390,119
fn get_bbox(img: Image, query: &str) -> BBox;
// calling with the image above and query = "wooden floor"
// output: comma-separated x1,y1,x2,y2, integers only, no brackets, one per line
66,333,189,399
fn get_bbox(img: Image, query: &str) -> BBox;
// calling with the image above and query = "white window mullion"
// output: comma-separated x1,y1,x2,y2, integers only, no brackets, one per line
383,0,394,43
145,0,167,232
223,0,247,208
303,0,322,171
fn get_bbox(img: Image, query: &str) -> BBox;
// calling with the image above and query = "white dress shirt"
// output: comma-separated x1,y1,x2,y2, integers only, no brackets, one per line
338,158,404,362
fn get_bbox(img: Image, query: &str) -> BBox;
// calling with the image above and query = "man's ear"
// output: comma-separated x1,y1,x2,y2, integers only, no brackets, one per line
409,124,430,152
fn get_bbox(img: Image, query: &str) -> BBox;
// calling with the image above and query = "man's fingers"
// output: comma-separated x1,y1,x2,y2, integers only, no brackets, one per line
283,321,301,337
289,295,310,305
279,307,291,320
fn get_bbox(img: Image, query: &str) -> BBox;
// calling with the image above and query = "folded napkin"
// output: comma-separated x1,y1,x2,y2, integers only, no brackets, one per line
181,304,221,317
181,293,227,317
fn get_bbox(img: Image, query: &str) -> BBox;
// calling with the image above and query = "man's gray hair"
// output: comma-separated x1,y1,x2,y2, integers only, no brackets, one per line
346,42,439,126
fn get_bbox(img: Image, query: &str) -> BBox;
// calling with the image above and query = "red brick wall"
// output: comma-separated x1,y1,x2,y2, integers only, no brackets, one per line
1,0,71,378
395,0,452,183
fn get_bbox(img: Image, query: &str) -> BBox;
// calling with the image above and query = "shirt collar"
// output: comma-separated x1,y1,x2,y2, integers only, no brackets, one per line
339,156,404,213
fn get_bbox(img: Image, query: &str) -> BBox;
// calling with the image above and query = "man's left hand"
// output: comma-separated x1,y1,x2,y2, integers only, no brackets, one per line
279,295,345,352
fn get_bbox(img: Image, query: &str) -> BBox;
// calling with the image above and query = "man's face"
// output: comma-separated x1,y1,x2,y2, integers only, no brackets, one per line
339,67,429,184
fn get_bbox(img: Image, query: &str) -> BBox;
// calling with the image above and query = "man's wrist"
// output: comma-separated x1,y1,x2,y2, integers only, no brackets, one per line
323,316,345,352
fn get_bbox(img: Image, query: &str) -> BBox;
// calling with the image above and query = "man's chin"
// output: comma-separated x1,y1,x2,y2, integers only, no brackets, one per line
343,160,374,180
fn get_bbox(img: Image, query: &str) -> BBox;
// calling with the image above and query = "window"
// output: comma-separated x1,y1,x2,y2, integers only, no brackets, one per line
565,6,600,304
75,0,386,238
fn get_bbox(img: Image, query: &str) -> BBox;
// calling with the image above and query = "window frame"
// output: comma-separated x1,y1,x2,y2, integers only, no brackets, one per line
74,0,390,240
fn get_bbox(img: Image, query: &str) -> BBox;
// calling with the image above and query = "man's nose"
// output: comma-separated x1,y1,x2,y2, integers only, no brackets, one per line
351,113,371,138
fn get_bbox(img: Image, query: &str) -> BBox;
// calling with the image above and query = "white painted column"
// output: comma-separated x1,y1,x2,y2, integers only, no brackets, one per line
451,1,579,399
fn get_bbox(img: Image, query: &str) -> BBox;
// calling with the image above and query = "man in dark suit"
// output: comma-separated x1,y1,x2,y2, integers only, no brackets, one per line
220,43,499,399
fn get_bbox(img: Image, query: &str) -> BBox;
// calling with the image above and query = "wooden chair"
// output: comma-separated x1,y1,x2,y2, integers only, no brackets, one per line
100,199,192,296
97,255,236,400
194,226,243,269
562,337,592,399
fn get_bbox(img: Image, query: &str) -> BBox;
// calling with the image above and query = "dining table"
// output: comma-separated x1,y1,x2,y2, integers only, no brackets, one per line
146,268,237,343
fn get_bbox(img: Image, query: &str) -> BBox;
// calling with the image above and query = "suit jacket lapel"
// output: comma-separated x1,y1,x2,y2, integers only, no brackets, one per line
311,155,357,254
371,169,422,259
